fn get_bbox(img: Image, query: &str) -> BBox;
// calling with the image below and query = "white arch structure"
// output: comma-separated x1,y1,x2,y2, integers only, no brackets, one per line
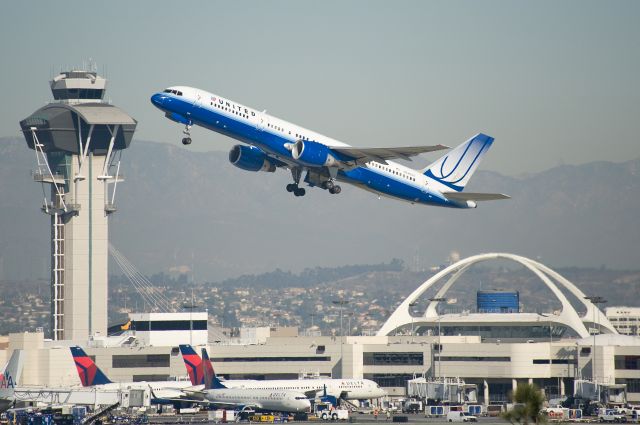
377,253,617,338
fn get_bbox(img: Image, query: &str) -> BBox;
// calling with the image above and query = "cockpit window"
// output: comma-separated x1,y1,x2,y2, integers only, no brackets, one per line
163,89,183,96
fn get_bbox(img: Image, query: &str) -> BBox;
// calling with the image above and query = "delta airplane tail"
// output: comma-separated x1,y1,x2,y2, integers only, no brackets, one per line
0,350,24,398
179,344,203,386
201,348,225,390
70,346,113,386
422,133,494,192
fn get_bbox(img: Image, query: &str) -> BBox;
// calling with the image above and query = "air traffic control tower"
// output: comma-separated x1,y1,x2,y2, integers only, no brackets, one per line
19,70,137,341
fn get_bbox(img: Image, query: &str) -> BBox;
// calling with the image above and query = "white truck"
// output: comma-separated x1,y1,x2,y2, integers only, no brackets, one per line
599,409,627,423
315,401,349,421
446,411,478,422
317,408,349,421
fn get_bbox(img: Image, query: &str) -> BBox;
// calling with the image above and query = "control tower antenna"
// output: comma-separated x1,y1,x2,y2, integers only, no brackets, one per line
20,67,137,341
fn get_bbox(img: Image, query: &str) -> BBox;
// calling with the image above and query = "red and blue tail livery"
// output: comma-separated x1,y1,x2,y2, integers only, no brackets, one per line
178,344,203,386
70,346,112,386
201,347,225,390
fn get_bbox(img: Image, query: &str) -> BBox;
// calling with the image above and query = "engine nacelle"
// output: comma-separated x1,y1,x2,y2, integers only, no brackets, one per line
291,140,338,167
228,145,276,172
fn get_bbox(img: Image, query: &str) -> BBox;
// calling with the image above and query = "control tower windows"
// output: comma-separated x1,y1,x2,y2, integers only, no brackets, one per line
52,88,104,100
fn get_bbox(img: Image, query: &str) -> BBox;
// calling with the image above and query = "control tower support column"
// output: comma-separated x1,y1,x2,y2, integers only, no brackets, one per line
20,69,137,341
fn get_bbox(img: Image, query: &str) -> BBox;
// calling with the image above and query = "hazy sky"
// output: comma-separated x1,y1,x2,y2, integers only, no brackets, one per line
1,1,638,176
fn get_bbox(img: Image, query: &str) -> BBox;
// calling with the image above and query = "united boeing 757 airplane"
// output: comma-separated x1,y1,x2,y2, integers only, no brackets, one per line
151,87,509,208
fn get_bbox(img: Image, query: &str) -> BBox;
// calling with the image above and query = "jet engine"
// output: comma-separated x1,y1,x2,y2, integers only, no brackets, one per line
229,145,276,172
291,140,338,167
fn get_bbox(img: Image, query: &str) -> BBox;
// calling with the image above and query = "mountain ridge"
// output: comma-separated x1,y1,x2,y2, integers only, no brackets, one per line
1,136,638,281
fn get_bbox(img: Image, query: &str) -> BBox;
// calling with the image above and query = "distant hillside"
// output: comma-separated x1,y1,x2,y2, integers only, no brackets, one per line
4,264,640,336
0,136,638,281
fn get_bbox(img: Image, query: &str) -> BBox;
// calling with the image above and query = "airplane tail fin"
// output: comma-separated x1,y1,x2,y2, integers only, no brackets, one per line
70,346,113,386
0,350,24,397
422,133,494,192
201,348,225,390
179,344,203,386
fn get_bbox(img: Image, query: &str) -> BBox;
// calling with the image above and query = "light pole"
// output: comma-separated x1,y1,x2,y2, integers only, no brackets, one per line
182,300,198,346
541,313,554,398
409,302,418,341
309,313,317,335
347,312,354,337
584,296,607,383
429,297,448,380
332,299,349,378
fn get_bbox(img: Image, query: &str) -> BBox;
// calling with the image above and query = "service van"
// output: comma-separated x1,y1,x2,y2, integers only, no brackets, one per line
447,411,478,422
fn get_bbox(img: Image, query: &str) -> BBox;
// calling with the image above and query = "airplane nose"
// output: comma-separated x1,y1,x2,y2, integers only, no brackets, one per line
150,93,165,108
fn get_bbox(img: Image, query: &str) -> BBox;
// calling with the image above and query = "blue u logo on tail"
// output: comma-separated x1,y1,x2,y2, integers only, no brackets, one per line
423,133,494,192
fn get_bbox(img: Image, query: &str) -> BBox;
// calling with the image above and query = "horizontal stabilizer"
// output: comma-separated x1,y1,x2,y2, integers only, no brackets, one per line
333,144,449,164
442,192,510,201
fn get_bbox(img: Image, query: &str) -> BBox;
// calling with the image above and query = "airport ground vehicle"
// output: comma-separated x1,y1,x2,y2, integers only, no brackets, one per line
314,402,349,421
447,411,478,422
401,399,423,413
599,409,627,423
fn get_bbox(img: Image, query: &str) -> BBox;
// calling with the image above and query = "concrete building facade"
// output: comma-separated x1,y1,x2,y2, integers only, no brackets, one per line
607,307,640,337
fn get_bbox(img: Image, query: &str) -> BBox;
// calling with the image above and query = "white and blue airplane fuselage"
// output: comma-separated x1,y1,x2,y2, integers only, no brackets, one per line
151,87,508,207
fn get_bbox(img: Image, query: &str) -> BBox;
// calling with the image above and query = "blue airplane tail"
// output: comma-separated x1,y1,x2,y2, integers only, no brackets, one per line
201,348,226,390
70,346,113,386
422,133,494,192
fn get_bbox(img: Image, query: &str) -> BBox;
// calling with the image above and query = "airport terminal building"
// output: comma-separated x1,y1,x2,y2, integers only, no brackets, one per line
9,70,640,409
3,253,640,405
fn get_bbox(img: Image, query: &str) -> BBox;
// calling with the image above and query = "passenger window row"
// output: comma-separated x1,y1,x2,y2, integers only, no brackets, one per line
369,162,416,182
266,123,310,141
211,102,249,119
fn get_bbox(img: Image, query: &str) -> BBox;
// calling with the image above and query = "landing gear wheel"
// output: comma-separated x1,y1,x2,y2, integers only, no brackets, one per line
322,180,335,190
329,185,341,194
294,188,306,197
286,183,296,193
182,137,192,145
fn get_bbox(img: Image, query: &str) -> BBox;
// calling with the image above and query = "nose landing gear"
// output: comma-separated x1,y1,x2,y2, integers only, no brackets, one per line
182,124,192,145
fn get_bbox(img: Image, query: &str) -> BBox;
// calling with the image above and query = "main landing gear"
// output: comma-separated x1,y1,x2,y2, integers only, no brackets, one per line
287,167,306,197
322,179,342,194
182,124,192,145
286,169,342,197
286,183,306,197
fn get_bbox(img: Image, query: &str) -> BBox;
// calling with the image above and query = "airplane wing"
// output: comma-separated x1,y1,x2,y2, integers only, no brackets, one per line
304,389,321,398
442,192,511,201
148,387,195,401
331,144,450,165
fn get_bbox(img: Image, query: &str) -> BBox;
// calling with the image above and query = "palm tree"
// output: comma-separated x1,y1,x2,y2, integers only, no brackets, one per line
502,383,547,425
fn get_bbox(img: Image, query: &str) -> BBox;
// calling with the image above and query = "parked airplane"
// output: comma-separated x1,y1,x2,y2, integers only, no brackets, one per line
70,346,193,400
151,87,508,207
179,345,385,401
0,350,24,412
198,347,310,413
